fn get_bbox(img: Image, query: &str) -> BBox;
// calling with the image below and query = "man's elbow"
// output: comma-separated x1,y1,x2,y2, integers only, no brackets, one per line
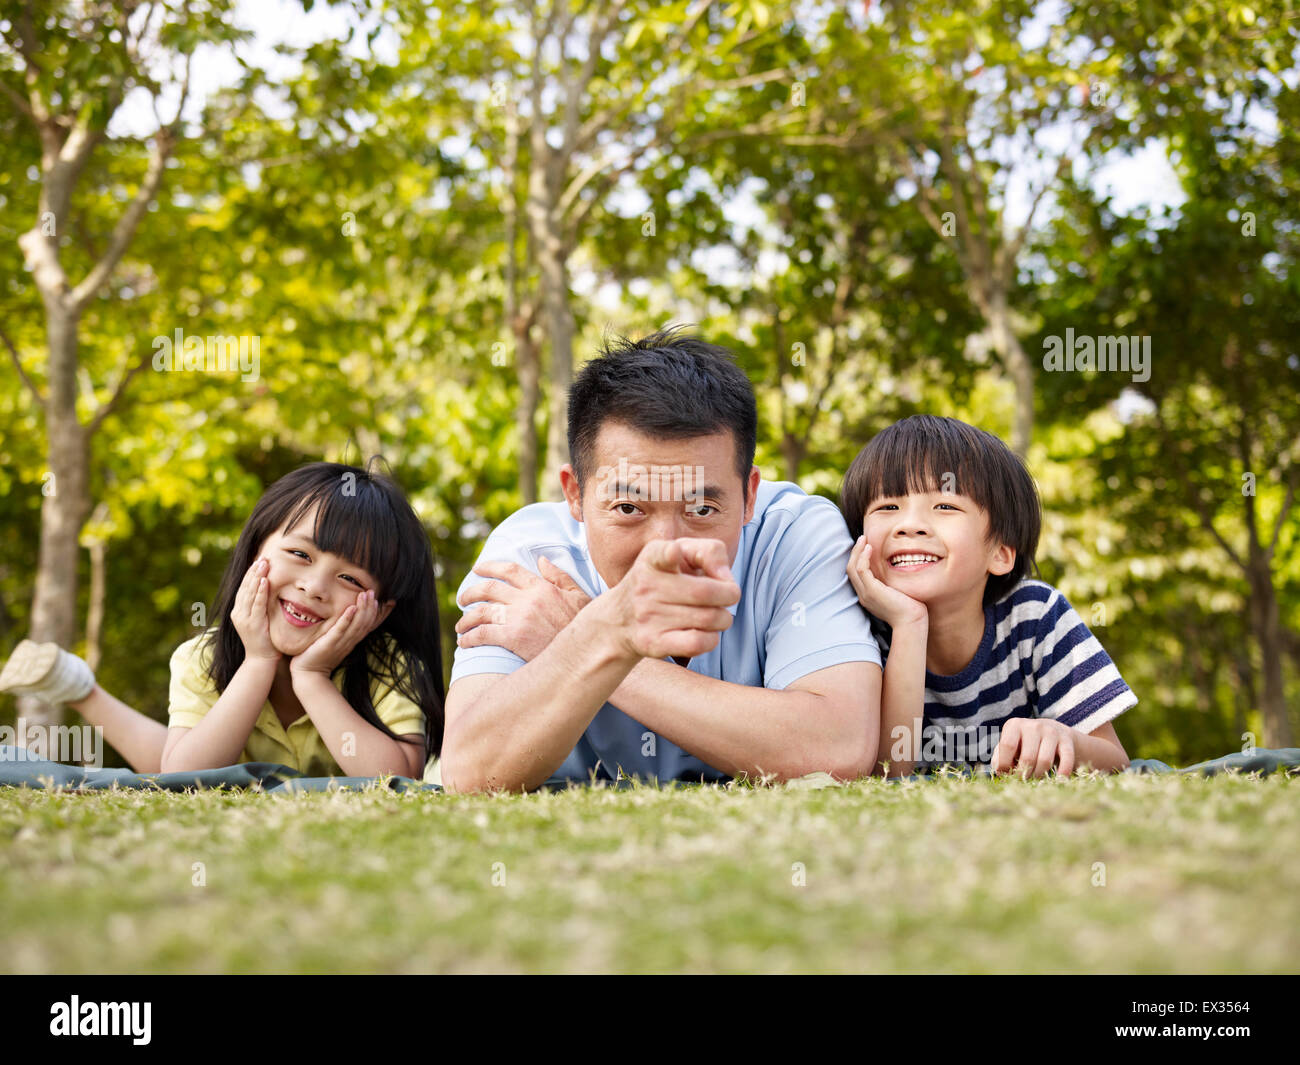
437,747,492,794
786,714,875,781
438,744,533,795
825,725,877,781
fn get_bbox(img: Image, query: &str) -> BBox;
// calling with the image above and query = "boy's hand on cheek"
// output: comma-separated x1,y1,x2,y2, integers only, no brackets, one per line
847,538,928,628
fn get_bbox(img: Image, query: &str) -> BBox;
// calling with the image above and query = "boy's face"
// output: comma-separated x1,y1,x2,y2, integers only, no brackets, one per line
862,487,1015,607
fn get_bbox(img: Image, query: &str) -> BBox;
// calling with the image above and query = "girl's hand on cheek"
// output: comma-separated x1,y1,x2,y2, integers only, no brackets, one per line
289,589,395,679
233,558,280,661
847,539,928,628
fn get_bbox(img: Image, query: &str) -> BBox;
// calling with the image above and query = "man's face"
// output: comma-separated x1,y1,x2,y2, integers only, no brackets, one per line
861,488,1014,608
561,421,760,589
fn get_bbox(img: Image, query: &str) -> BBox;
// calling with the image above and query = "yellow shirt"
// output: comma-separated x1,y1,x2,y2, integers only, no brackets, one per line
167,631,428,777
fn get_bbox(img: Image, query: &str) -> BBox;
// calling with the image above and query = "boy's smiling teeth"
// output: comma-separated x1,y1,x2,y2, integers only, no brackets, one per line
889,553,941,568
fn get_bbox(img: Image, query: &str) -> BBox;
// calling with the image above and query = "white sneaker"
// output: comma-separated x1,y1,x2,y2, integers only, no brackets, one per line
0,640,95,704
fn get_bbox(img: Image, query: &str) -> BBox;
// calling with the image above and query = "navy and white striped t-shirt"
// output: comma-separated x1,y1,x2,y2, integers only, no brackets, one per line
871,579,1136,767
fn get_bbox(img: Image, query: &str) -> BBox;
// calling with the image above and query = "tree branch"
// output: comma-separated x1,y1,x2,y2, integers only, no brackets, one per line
0,323,45,406
0,75,33,120
1267,476,1296,559
1004,146,1074,269
1154,405,1246,570
88,345,155,434
69,128,173,312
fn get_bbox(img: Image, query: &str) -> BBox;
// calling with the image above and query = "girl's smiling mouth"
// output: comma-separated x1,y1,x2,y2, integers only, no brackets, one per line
280,598,323,627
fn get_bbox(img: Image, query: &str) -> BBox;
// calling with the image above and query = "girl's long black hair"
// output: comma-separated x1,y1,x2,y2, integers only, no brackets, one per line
203,459,445,763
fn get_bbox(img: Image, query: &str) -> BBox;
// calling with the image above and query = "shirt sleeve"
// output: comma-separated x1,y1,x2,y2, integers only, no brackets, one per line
1031,589,1137,733
371,676,427,737
448,525,534,685
357,636,428,738
167,634,220,730
760,495,882,691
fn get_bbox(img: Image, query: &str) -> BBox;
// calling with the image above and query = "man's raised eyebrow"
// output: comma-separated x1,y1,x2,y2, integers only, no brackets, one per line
609,482,730,502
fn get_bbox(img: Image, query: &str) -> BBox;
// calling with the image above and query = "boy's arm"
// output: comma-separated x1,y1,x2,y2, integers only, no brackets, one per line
874,618,927,777
1076,720,1128,770
845,537,927,777
991,717,1129,777
993,586,1137,778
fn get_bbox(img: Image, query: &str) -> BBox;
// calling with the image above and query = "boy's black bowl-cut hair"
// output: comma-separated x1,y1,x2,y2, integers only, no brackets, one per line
840,414,1041,605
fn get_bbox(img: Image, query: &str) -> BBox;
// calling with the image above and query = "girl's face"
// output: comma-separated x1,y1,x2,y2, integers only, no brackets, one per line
862,488,1014,607
255,501,386,657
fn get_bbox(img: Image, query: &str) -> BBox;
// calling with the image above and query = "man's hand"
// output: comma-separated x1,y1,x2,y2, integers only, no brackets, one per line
847,537,928,629
455,558,592,661
991,717,1077,779
593,538,741,661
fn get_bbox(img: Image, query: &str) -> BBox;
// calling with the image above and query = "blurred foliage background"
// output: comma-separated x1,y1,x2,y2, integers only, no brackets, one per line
1,0,1296,764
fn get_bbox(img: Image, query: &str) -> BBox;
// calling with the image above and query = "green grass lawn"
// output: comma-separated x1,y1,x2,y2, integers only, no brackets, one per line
1,770,1296,974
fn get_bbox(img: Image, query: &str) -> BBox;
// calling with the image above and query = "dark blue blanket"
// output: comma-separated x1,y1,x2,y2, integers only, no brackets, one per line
1,744,1297,792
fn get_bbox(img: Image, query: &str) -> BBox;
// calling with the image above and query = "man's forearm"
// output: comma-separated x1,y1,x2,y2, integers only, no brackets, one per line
441,606,638,792
607,659,874,781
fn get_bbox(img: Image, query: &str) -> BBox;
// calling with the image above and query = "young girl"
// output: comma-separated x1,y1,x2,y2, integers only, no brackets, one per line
0,461,445,780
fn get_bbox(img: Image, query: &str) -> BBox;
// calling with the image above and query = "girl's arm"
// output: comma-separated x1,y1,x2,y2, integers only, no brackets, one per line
290,672,423,777
161,558,281,773
160,656,278,772
289,588,418,777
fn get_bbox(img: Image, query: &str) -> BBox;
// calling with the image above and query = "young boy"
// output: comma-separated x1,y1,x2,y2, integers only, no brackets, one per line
841,414,1134,778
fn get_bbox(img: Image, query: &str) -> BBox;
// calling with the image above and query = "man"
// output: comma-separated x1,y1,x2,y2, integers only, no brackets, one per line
439,328,882,793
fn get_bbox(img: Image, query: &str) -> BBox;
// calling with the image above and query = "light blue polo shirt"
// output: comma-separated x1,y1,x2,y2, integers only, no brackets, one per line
450,479,882,784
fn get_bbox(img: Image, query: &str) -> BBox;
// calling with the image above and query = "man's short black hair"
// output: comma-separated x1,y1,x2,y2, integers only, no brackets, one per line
567,325,758,500
840,414,1041,605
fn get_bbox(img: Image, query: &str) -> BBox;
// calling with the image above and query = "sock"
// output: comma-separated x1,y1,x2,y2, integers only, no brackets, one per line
0,641,95,704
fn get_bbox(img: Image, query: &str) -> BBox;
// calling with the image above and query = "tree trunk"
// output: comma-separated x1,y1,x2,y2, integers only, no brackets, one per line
988,296,1033,457
85,502,110,673
1245,545,1294,748
781,432,806,484
535,228,575,503
20,305,92,730
514,327,542,505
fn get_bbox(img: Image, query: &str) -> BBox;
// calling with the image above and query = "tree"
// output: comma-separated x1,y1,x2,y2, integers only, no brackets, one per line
1,0,247,728
1036,2,1300,746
